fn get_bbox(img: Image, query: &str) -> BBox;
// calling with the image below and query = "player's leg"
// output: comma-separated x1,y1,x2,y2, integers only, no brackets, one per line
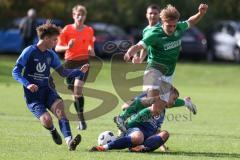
130,130,169,152
143,130,169,152
47,88,81,151
73,78,87,130
126,88,178,129
170,97,197,114
91,128,144,151
50,99,81,151
65,60,88,130
27,101,62,145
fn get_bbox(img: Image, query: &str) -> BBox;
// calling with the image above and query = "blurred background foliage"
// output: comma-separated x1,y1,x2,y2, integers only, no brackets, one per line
1,0,240,32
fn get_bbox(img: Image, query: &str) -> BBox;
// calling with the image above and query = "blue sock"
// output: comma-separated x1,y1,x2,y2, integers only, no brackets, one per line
144,135,164,151
58,118,72,138
108,136,133,150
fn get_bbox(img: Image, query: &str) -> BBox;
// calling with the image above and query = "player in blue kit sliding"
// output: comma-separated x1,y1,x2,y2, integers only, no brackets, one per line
90,86,179,152
12,22,89,151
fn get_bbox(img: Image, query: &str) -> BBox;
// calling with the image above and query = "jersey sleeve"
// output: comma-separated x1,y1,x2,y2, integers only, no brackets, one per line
16,46,32,67
139,28,158,49
57,26,68,46
12,46,33,87
177,21,190,32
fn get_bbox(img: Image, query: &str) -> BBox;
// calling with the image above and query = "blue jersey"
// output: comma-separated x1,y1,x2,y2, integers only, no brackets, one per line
137,109,165,134
12,45,84,88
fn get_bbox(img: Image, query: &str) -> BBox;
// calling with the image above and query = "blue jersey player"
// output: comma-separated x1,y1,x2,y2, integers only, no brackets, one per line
12,22,88,151
90,87,179,152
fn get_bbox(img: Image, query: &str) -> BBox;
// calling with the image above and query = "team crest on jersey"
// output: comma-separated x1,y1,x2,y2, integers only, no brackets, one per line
36,62,46,73
47,58,51,65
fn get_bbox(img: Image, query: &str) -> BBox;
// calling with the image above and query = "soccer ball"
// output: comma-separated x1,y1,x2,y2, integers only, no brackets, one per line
98,131,116,146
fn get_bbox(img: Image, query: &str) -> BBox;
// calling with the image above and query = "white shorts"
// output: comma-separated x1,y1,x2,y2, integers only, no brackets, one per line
143,68,174,102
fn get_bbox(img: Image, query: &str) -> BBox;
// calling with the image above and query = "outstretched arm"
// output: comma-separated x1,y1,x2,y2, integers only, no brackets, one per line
55,64,89,79
124,43,144,62
187,3,208,27
132,48,147,64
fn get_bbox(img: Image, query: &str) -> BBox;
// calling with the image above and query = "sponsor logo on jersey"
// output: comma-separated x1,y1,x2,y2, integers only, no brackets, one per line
36,62,46,73
163,40,181,50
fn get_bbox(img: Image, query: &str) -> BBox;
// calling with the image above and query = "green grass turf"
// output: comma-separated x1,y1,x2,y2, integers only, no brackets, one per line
0,55,240,160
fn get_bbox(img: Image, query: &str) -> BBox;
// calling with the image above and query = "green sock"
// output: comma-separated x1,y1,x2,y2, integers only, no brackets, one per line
126,108,152,128
172,98,185,107
120,98,145,120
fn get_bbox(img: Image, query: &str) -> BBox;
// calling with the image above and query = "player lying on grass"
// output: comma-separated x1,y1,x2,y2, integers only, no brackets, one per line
12,22,89,151
90,86,179,152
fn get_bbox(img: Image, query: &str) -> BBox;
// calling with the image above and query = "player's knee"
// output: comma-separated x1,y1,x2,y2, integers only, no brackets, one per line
55,102,67,119
131,132,144,145
73,79,84,97
40,113,53,127
159,130,169,142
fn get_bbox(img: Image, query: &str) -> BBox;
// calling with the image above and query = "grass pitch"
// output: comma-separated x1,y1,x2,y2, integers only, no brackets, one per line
0,55,240,160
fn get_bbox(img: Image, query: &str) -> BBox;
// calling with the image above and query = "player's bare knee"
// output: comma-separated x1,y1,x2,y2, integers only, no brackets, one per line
159,130,169,142
51,100,66,119
74,79,84,97
130,131,144,145
40,113,53,127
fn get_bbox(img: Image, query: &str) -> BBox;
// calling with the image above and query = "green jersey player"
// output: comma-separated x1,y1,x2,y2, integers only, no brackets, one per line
117,4,208,132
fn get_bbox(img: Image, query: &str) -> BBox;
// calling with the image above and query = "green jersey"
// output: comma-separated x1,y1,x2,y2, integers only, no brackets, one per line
140,21,189,76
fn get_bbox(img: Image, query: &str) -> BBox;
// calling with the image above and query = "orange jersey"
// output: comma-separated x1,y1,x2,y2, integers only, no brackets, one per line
57,24,94,60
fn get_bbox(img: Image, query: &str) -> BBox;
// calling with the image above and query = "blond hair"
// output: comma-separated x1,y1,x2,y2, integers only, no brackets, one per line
72,4,87,15
160,4,180,21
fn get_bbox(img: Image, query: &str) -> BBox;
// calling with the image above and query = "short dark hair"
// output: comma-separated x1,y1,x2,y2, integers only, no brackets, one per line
36,21,60,39
147,4,161,12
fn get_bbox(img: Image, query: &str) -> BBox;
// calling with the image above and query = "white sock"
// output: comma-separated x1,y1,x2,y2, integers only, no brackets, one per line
103,144,109,150
65,136,72,145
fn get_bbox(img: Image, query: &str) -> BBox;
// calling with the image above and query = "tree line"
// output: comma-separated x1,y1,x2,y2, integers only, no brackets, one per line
1,0,240,32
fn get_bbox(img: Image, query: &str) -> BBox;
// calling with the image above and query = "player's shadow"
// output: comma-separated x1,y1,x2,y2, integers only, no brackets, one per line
144,151,240,159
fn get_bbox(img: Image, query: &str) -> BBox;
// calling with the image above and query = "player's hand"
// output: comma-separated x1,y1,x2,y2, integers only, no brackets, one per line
80,64,89,73
198,3,208,15
68,39,75,49
27,84,38,92
132,56,142,64
124,53,132,62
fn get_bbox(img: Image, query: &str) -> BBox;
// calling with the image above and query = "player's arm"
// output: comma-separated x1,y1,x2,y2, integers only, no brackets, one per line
132,48,147,64
187,3,208,27
12,63,30,88
12,47,35,88
55,64,89,79
55,39,74,52
88,46,95,56
124,43,145,61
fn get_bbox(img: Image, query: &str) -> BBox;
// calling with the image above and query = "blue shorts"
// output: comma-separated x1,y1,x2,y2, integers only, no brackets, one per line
24,87,62,119
126,127,155,140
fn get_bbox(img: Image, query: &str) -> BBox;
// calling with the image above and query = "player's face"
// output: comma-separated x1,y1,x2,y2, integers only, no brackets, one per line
146,8,160,26
44,35,58,49
162,20,177,36
73,10,86,25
